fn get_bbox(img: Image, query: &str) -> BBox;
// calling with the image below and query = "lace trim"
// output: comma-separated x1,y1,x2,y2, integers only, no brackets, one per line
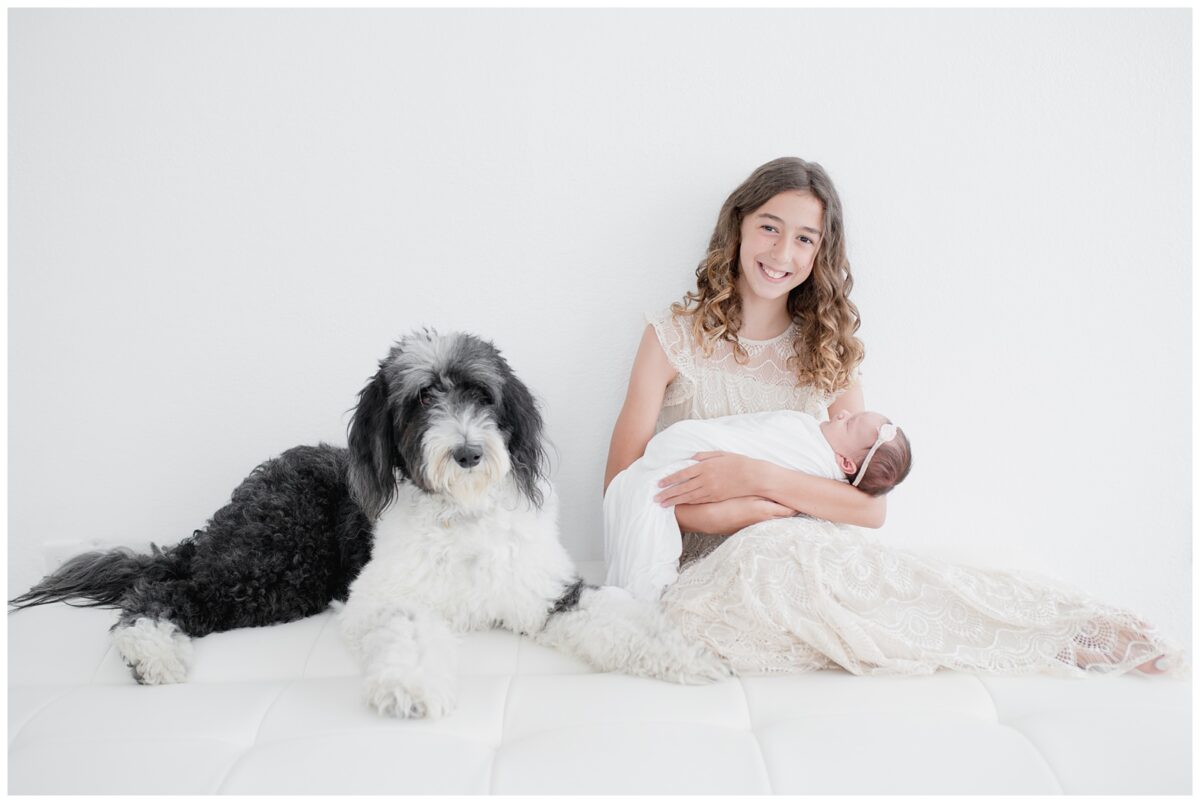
646,309,834,431
647,309,803,385
646,310,697,411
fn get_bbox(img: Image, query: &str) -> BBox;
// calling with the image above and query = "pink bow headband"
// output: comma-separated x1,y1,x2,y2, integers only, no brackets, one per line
852,423,898,487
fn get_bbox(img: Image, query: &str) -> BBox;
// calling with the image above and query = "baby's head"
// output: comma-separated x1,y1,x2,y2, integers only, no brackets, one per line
821,410,912,496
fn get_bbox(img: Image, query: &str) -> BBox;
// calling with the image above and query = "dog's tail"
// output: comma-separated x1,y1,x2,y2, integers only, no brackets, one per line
8,546,166,612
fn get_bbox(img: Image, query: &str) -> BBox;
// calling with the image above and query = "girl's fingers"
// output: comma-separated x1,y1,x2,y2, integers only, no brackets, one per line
658,467,699,488
655,479,705,506
659,490,705,507
660,453,726,486
655,485,691,505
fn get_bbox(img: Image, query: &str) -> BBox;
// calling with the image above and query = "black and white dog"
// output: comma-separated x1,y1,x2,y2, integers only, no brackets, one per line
10,330,727,716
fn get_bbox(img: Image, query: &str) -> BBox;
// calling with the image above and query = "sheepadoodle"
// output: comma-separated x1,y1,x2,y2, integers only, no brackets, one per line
10,330,728,715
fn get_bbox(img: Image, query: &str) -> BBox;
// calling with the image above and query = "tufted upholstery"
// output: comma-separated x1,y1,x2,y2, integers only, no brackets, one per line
7,562,1191,795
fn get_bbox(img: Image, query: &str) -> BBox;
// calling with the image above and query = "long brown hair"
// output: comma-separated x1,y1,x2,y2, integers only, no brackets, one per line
672,157,864,395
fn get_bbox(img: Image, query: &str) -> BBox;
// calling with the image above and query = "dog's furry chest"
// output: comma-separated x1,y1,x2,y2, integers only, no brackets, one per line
354,481,572,632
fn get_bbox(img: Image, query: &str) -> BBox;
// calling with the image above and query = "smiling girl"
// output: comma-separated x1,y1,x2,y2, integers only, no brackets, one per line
605,157,874,566
603,157,1180,677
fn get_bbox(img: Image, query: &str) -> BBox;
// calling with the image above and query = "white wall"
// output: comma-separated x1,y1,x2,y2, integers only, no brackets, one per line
9,9,1191,646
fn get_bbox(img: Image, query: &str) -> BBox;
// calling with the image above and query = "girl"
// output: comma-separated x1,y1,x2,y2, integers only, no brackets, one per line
604,157,1180,677
605,158,874,557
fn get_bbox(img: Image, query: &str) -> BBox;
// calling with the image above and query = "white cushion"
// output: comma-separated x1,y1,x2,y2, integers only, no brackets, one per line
8,589,1191,794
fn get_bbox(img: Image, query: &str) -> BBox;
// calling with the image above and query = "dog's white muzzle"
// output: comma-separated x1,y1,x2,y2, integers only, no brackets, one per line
421,407,511,509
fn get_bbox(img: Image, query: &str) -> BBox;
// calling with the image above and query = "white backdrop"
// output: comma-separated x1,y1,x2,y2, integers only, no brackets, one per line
8,9,1191,647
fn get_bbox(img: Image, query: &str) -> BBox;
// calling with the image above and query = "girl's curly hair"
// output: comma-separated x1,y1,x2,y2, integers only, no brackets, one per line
672,157,864,396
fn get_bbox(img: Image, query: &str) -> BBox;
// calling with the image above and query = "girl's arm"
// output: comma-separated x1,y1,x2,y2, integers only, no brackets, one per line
652,378,888,529
757,466,886,528
675,496,798,536
658,458,886,528
603,324,677,492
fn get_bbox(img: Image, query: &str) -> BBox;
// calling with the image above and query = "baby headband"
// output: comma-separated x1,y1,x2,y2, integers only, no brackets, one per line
852,423,898,487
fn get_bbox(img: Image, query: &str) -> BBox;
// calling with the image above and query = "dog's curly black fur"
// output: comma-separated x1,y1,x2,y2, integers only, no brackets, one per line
10,444,374,637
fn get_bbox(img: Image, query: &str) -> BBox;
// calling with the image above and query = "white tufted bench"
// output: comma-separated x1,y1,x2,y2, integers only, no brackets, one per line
7,561,1191,795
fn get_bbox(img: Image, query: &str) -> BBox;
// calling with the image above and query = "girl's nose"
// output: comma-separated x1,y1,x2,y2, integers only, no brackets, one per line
770,238,794,262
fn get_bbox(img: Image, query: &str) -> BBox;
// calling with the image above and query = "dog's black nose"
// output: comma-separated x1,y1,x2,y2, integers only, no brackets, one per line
453,445,483,469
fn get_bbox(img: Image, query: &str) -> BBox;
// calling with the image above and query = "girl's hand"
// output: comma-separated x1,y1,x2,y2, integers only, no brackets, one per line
676,496,798,536
654,452,765,507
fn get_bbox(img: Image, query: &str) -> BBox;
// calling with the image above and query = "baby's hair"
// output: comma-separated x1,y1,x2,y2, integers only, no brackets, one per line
672,156,864,396
852,427,912,497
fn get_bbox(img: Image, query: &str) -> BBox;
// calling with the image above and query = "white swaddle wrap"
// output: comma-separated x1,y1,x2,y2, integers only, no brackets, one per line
604,410,846,600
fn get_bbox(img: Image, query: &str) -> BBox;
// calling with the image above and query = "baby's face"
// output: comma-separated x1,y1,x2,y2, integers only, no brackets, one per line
824,410,890,462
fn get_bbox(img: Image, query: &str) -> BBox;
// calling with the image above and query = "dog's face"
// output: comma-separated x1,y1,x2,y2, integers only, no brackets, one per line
347,330,547,518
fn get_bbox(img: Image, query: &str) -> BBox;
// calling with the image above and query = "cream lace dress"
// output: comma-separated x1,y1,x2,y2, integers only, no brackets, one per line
646,309,1184,677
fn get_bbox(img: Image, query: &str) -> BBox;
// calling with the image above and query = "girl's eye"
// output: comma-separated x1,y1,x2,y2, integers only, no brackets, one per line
798,236,813,245
761,225,778,233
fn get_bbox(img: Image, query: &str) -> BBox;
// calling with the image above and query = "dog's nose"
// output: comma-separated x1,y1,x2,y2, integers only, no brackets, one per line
453,445,483,469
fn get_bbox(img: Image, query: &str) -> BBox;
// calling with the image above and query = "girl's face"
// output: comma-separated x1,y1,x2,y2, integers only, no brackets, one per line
735,190,824,304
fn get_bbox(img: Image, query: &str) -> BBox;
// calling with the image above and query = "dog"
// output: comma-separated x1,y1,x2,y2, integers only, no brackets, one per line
334,330,729,717
10,330,728,713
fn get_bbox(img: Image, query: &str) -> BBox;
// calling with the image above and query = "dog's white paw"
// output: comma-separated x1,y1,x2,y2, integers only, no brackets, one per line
364,672,457,719
113,617,193,685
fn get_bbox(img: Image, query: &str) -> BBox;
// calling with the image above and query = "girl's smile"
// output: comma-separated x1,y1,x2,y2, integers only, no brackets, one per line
756,260,793,282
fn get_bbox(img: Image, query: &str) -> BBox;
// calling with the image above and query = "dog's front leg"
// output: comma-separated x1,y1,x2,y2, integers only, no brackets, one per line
534,585,732,684
338,601,460,719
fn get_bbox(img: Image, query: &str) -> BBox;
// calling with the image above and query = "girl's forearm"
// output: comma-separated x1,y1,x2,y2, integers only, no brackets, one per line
674,501,736,537
675,497,797,536
757,461,886,528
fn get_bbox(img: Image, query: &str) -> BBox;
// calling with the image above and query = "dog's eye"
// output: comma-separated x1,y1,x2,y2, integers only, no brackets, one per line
456,383,492,405
417,388,432,407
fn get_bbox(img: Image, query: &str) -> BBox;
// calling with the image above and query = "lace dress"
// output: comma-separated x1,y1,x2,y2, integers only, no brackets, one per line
646,309,1184,677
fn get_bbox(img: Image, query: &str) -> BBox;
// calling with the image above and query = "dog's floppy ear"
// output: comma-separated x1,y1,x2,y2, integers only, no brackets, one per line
347,370,402,519
497,366,549,508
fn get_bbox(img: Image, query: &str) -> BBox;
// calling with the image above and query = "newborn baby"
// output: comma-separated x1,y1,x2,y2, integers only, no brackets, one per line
604,409,912,600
